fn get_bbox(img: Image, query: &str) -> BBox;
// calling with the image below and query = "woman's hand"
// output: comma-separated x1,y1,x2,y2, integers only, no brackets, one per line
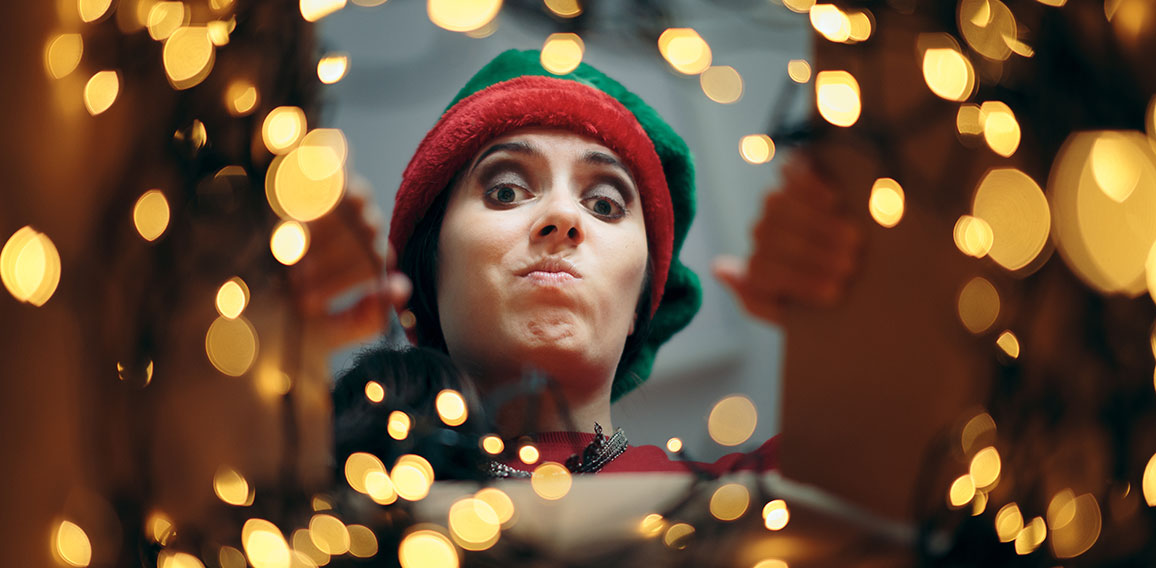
713,155,862,325
291,176,412,350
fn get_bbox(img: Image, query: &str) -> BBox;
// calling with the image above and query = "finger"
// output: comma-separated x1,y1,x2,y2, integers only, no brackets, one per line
757,194,863,253
711,254,748,295
743,256,845,308
752,217,860,280
387,271,412,313
712,255,783,324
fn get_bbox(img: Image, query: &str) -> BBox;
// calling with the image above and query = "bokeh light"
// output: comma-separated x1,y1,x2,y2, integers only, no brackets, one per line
133,189,171,242
919,34,976,102
948,474,976,508
1142,452,1156,506
787,59,811,83
1,226,62,307
84,70,120,116
262,106,307,155
147,2,187,40
1048,492,1101,559
810,4,851,43
205,315,258,376
242,518,290,568
996,503,1024,543
665,437,683,453
45,33,83,79
996,330,1020,358
1050,130,1156,296
474,488,516,527
782,0,815,13
953,215,993,258
292,528,329,566
448,497,500,550
868,177,905,228
427,0,501,33
708,394,757,446
162,26,215,90
956,103,983,136
317,53,350,84
762,500,789,531
1014,516,1047,555
958,0,1017,61
663,523,694,550
270,220,309,265
268,133,346,222
518,444,540,465
958,276,1000,334
969,446,1001,488
531,462,572,500
157,551,205,568
544,0,581,18
981,101,1021,157
366,470,398,505
435,389,468,426
961,412,996,454
213,278,250,320
213,466,253,506
53,520,92,567
971,168,1050,271
364,380,385,403
639,513,667,538
700,65,743,104
540,33,584,75
481,435,504,455
392,454,434,501
218,546,246,568
79,0,114,22
388,411,411,440
658,28,712,75
225,79,259,116
753,561,789,568
147,511,176,545
815,70,861,127
740,134,775,164
300,0,346,22
398,529,457,568
346,525,378,558
709,483,750,521
309,514,350,555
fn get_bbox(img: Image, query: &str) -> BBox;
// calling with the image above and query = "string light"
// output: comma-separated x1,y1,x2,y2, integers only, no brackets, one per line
665,437,683,453
919,34,976,102
300,0,347,22
953,215,993,258
961,412,996,454
1143,452,1156,506
639,513,667,538
366,470,398,505
157,551,205,568
657,28,712,75
317,54,349,84
708,395,757,446
163,26,215,90
995,503,1024,542
207,20,231,46
782,0,815,13
518,443,540,464
481,435,504,454
956,103,983,136
763,500,789,530
147,511,177,545
540,33,584,75
79,0,114,23
464,18,499,39
388,410,411,440
753,561,789,568
948,474,976,508
1014,516,1047,555
663,523,694,550
427,0,502,33
45,33,83,79
84,70,120,115
225,79,259,116
980,101,1021,157
815,70,860,127
219,547,246,568
1049,492,1102,559
292,528,329,566
810,4,851,43
262,106,307,155
1,226,62,306
958,0,1017,61
969,446,1001,488
309,514,350,555
700,65,743,104
392,454,434,501
133,189,171,242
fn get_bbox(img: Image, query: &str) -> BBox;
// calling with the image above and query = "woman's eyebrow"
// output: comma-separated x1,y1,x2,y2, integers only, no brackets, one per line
468,141,536,176
583,150,635,185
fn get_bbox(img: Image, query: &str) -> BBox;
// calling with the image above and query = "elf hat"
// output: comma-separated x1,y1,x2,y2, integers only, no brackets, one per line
389,49,701,401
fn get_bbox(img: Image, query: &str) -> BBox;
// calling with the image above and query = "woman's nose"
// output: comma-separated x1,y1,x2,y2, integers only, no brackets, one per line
532,193,584,247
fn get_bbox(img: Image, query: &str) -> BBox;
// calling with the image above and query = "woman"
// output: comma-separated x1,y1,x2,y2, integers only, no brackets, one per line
333,49,860,477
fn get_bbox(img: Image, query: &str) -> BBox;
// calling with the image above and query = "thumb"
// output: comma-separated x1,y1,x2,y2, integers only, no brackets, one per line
712,254,749,298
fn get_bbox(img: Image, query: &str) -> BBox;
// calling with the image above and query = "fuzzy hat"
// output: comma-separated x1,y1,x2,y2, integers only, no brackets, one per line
389,49,701,400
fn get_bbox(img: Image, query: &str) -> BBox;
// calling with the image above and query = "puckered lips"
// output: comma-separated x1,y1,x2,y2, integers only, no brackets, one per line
517,256,582,286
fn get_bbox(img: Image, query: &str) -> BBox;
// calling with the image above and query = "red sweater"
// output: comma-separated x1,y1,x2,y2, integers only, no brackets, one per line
518,432,779,476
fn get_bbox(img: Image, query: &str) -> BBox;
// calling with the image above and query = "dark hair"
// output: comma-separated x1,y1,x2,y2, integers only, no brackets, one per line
332,345,487,481
398,183,654,383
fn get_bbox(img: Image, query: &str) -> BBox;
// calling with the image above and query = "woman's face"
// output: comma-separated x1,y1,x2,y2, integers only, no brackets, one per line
436,128,649,389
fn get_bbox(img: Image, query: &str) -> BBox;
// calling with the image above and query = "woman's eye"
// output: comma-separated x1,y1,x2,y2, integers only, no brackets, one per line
584,196,625,219
485,184,527,205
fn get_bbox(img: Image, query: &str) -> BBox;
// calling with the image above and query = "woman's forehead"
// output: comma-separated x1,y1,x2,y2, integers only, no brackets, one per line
474,127,623,163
